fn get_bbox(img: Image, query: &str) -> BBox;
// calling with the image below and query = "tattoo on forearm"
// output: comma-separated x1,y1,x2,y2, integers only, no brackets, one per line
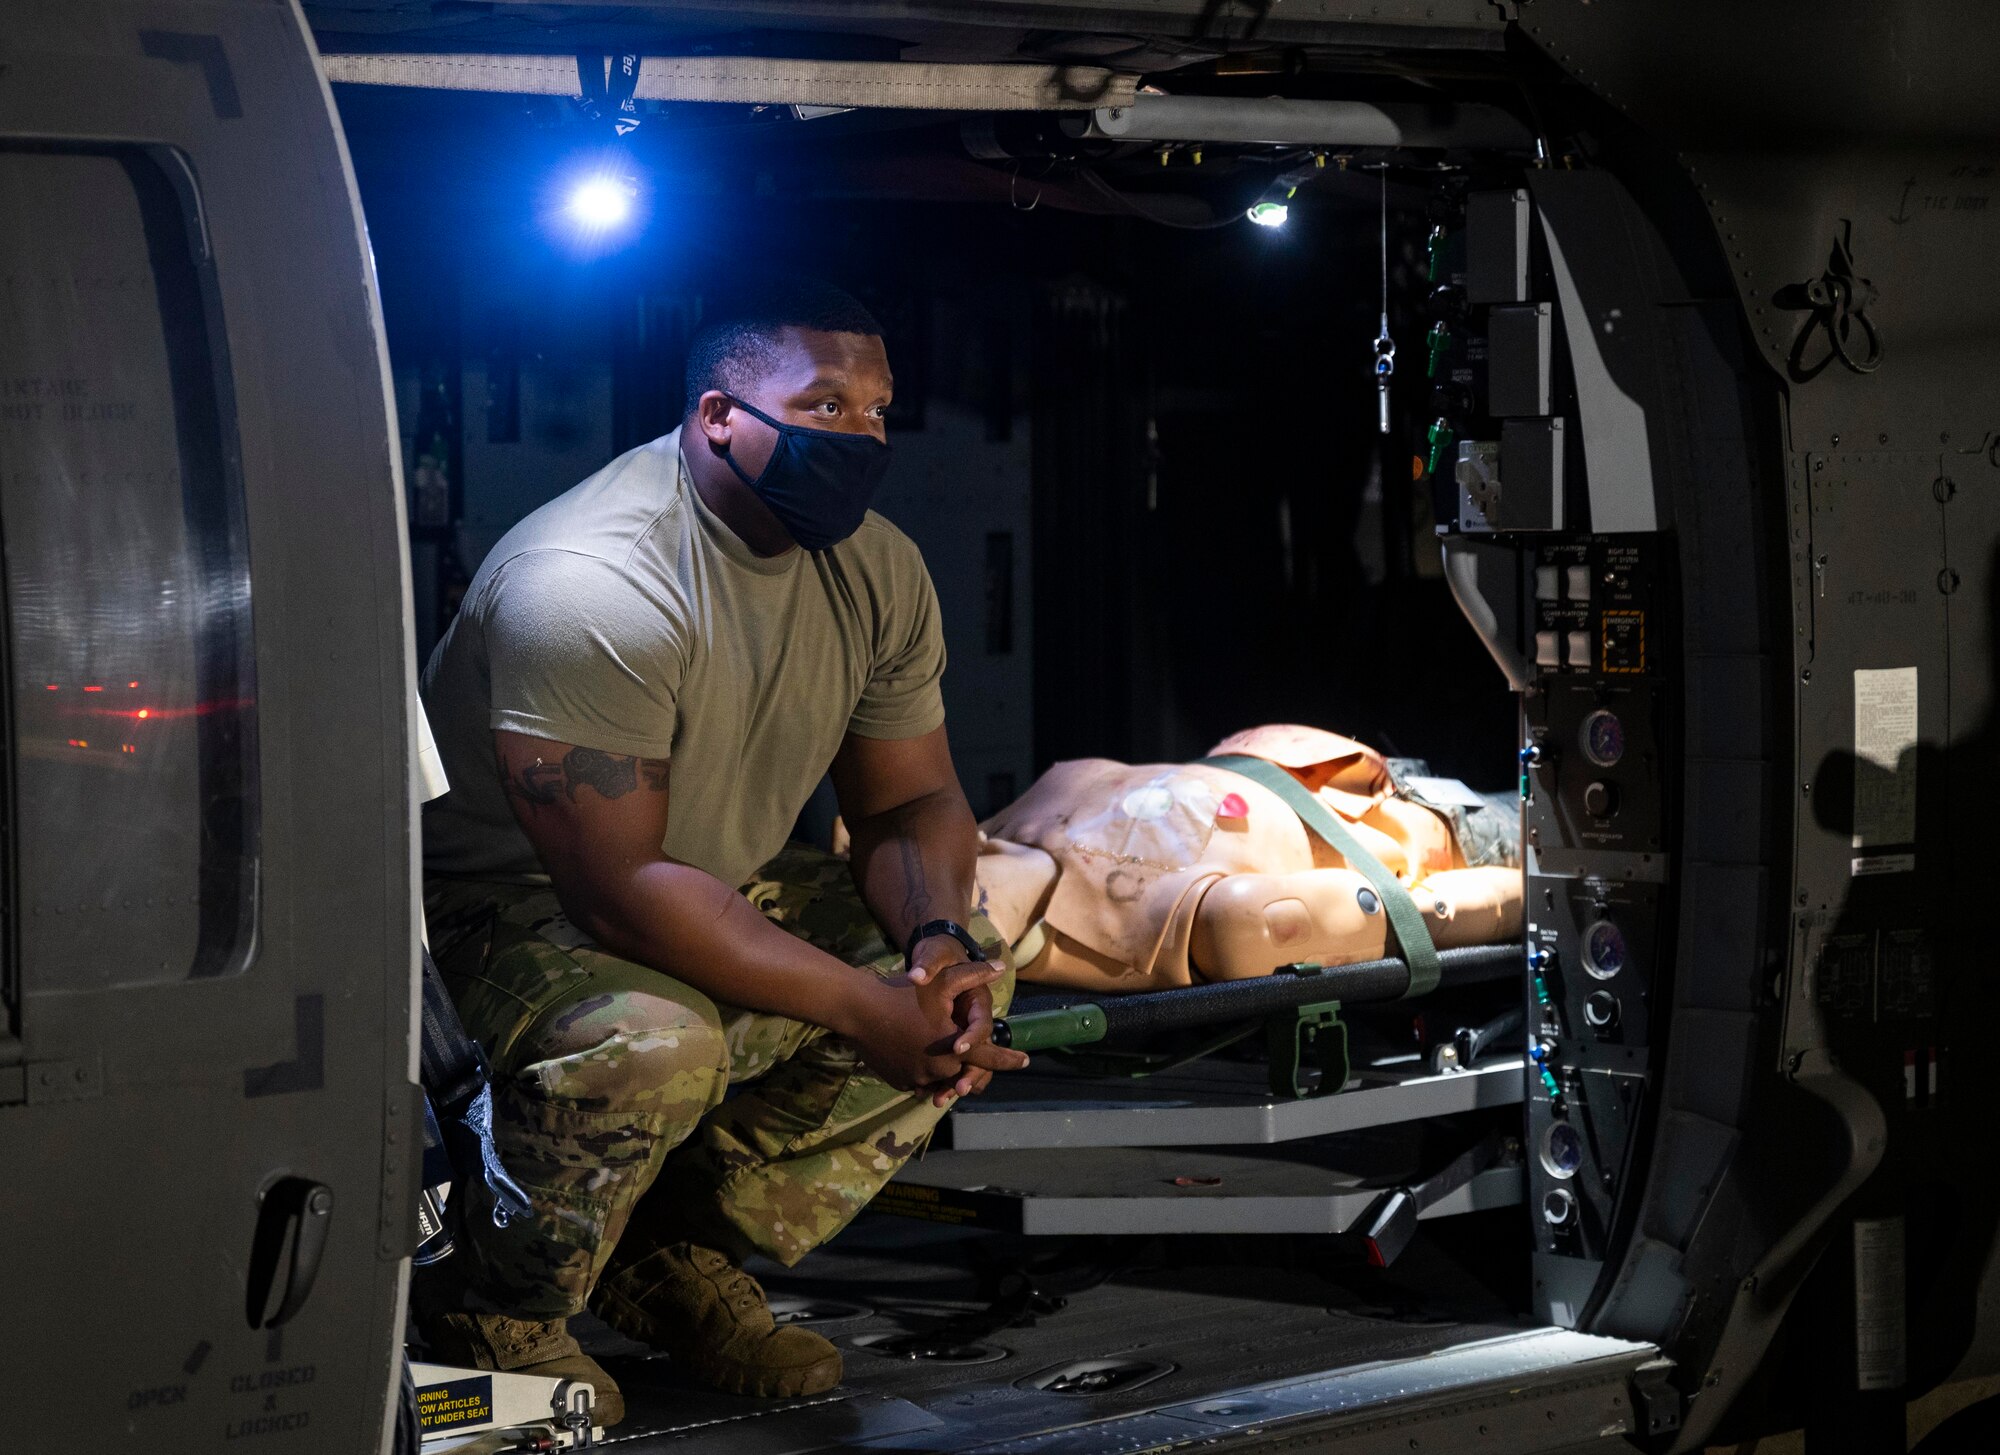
871,800,938,933
897,832,935,933
504,745,669,806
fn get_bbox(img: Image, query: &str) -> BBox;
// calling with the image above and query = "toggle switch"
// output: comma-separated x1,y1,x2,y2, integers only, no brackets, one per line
1565,565,1592,601
1535,565,1560,601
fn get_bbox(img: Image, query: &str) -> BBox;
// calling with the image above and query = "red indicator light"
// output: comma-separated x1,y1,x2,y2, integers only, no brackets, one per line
44,684,58,692
121,744,136,754
136,709,150,719
67,738,87,748
83,685,102,693
128,681,139,689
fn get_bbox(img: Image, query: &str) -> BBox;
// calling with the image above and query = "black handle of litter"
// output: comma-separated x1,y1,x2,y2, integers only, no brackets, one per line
997,943,1519,1048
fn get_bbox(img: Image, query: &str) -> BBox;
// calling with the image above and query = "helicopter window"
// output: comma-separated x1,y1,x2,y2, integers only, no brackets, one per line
0,143,258,1008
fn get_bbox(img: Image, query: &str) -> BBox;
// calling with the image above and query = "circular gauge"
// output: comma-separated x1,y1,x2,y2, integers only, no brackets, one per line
1583,919,1628,979
1355,886,1381,915
1581,709,1626,768
1540,1121,1584,1180
1542,1188,1578,1227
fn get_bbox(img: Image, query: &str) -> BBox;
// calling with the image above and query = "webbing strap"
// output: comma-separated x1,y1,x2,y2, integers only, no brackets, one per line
420,944,531,1227
1199,755,1442,997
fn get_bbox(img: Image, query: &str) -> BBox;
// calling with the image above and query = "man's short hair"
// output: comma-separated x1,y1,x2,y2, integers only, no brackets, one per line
683,277,884,414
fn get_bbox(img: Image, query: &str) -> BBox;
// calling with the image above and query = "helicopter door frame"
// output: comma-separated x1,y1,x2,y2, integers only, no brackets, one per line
0,3,422,1448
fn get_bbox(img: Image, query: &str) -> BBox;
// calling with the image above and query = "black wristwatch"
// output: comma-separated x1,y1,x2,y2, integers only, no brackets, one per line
904,918,985,969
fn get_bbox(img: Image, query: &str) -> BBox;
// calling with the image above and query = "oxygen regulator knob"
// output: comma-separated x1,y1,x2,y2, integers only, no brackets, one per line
1528,945,1554,973
1426,282,1467,324
1519,743,1545,769
1431,382,1473,418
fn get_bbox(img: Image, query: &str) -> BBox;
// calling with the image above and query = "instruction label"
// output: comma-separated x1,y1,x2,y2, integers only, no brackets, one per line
1853,1216,1907,1391
1878,929,1936,1019
1815,933,1875,1021
1852,668,1917,852
415,1375,493,1433
1851,852,1916,877
870,1181,1001,1229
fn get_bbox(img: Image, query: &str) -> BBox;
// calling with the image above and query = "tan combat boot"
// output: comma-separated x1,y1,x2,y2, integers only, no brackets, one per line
591,1241,842,1398
413,1307,626,1429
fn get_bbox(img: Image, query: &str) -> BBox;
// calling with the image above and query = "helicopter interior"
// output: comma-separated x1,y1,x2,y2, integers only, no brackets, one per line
5,4,1998,1452
331,60,1710,1452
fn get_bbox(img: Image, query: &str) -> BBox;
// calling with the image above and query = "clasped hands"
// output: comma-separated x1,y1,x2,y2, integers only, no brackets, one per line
849,945,1028,1107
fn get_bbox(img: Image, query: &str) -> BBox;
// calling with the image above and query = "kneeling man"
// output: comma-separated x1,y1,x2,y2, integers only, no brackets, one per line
416,278,1025,1420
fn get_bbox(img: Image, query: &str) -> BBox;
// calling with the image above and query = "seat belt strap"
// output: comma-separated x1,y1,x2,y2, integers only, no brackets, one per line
1198,755,1443,997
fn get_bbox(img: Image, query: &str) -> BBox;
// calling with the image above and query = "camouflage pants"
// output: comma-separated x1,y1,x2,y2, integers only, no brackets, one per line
419,843,1013,1322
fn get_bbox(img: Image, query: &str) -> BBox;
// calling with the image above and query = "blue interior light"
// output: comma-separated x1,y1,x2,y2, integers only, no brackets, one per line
566,173,635,231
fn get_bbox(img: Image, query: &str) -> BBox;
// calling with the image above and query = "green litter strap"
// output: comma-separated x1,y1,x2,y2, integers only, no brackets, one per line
1198,755,1442,998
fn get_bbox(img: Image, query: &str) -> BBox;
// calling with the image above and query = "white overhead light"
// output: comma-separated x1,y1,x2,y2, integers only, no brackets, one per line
565,172,636,231
1240,178,1304,229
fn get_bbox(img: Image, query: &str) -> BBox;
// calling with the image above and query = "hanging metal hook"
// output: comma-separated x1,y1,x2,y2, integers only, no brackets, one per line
1372,165,1396,435
1009,164,1043,213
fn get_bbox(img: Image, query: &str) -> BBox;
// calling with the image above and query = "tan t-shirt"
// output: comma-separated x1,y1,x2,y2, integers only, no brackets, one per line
421,427,946,887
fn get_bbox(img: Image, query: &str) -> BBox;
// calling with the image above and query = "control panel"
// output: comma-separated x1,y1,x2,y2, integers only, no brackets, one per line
1521,534,1670,1317
1426,183,1675,1326
1419,186,1571,538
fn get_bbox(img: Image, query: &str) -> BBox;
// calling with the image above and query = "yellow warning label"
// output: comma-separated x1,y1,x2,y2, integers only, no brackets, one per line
1600,609,1645,674
873,1183,986,1226
416,1375,493,1431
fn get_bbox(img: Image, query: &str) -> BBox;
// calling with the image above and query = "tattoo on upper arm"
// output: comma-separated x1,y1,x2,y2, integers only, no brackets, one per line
504,745,670,806
564,746,638,798
512,758,566,805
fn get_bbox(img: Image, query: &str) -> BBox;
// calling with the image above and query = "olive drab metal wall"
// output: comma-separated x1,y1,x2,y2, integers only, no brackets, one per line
1518,2,2000,1447
0,2,420,1449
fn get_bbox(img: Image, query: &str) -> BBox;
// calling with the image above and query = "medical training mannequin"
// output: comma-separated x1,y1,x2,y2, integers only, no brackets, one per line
972,724,1521,993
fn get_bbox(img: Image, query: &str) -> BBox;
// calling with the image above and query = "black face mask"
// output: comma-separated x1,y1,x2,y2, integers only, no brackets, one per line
720,396,892,551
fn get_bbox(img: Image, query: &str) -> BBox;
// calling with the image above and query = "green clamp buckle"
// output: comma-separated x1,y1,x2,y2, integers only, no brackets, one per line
1266,993,1350,1100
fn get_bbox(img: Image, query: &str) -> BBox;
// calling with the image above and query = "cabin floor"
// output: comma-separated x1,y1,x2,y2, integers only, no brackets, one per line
423,1052,1661,1453
548,1208,1648,1452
